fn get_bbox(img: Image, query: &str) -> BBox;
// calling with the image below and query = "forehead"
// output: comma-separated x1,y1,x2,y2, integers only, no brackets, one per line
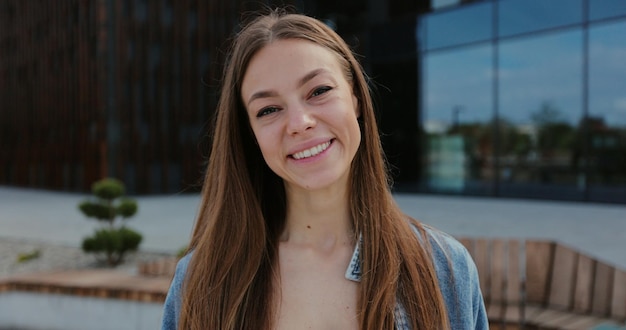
251,38,340,68
241,39,345,96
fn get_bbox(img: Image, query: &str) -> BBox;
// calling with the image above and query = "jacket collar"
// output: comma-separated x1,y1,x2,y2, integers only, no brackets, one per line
345,236,362,282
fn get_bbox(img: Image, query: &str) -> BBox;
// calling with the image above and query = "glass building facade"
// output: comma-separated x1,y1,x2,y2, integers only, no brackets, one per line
415,0,626,203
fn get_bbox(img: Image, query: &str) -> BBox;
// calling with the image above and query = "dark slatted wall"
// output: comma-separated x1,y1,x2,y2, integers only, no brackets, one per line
0,0,106,191
0,0,295,194
112,0,295,193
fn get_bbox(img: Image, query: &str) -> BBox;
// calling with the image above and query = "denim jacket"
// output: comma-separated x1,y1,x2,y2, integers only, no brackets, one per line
161,226,488,329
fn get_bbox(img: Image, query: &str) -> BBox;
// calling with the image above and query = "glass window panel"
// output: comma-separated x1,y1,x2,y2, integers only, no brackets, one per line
498,0,583,37
425,2,493,50
432,0,461,10
423,45,494,194
499,29,584,200
590,0,626,21
588,21,626,203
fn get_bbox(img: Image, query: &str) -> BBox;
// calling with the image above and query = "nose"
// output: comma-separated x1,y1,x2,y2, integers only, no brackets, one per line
286,104,316,135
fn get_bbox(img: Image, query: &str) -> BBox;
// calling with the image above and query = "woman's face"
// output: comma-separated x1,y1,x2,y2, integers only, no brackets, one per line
241,38,361,193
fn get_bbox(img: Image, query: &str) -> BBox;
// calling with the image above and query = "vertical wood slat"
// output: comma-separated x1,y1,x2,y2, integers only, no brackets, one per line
506,240,521,304
573,254,594,314
474,239,491,304
525,240,554,306
503,240,522,323
592,261,614,317
548,244,578,310
487,240,505,320
611,269,626,320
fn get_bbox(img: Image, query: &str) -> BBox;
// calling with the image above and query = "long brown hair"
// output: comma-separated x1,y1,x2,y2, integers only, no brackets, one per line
180,9,450,329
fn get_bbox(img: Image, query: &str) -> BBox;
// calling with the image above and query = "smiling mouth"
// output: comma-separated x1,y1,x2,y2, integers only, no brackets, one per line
291,140,332,160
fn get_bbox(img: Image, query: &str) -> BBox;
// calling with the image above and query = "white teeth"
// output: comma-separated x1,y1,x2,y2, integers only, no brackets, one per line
292,141,331,160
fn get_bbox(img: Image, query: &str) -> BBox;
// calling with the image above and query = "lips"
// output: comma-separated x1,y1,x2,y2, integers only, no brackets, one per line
291,140,332,160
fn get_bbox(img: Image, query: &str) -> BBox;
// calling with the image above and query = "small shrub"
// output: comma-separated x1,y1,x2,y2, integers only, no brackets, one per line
79,178,142,266
82,228,142,265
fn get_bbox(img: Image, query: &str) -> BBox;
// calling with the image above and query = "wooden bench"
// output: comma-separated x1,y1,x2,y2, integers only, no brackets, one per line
458,237,626,330
136,239,626,329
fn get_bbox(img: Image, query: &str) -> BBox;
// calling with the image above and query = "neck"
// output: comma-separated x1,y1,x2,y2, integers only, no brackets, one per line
281,183,354,252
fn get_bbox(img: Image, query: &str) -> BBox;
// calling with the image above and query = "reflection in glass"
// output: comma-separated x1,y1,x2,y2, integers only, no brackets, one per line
425,2,493,50
424,45,493,194
588,21,626,202
590,0,626,21
498,0,582,38
499,29,583,199
432,0,460,10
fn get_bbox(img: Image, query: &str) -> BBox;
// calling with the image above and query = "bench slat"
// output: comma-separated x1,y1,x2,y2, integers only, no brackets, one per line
506,240,521,304
610,268,626,320
548,243,578,310
474,239,491,304
592,261,614,317
573,254,594,314
503,240,523,324
525,240,554,305
488,240,506,322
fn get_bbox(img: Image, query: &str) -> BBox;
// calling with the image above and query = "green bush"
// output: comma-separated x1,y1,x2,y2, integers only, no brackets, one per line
82,228,142,266
92,178,125,200
117,198,138,218
79,178,142,266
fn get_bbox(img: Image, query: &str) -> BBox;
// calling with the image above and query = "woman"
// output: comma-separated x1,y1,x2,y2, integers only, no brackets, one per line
161,9,487,330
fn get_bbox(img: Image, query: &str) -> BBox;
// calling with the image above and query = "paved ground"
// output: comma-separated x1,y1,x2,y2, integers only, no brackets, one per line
1,186,625,269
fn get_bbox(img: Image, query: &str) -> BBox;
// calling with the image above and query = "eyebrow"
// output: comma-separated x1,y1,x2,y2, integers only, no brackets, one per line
246,68,329,106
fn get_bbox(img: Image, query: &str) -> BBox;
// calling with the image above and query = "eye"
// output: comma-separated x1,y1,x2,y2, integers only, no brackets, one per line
311,86,332,98
256,106,280,118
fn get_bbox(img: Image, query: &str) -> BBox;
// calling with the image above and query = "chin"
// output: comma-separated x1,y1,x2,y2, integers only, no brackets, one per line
295,176,348,192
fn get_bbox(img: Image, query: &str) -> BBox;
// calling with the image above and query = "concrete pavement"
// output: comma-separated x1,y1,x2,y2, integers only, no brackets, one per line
1,186,625,269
